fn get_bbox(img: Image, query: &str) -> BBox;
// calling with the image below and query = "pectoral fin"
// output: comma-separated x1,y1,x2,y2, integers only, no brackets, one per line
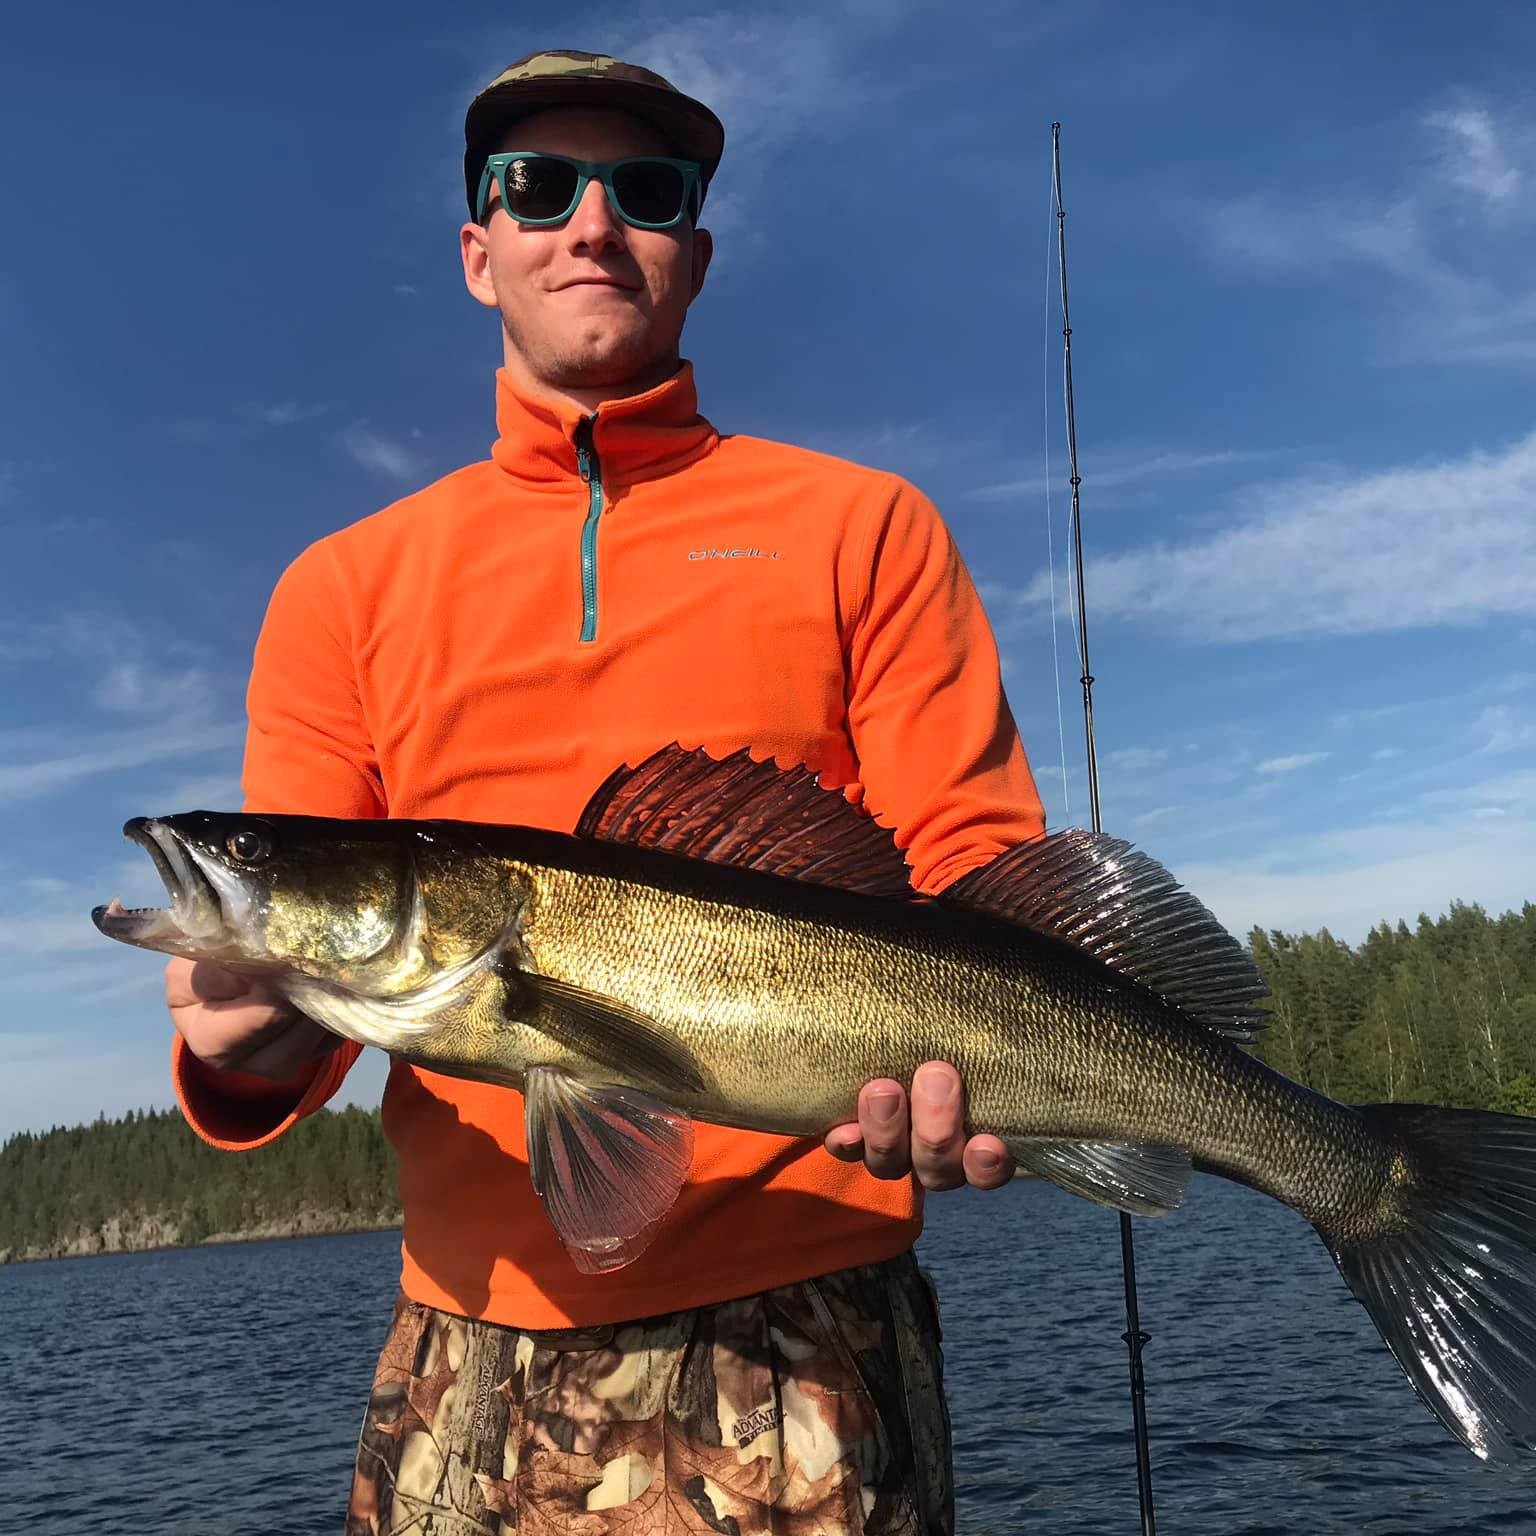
525,974,705,1097
524,1066,695,1274
1006,1138,1191,1216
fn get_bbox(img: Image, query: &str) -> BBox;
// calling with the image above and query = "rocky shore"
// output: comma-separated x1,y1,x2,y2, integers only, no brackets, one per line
0,1207,401,1265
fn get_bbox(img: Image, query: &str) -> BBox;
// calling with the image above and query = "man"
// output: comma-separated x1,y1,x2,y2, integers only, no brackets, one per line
167,52,1045,1535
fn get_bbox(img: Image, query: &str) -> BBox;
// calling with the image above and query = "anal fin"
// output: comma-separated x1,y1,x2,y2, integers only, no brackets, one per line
1006,1138,1192,1216
524,1066,694,1274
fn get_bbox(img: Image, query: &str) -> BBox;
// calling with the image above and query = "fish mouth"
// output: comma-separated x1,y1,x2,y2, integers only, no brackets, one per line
92,819,226,953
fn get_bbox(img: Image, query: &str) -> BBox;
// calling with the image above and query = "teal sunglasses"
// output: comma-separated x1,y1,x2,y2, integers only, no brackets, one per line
476,152,703,230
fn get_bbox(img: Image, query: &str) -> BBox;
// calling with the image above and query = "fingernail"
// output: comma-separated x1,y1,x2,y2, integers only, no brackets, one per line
914,1068,956,1105
868,1090,902,1124
971,1149,1003,1173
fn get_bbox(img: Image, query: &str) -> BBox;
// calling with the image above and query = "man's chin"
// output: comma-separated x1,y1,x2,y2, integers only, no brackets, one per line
547,345,677,394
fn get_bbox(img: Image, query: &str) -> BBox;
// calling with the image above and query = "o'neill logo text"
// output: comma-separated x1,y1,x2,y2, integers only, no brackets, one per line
687,546,783,561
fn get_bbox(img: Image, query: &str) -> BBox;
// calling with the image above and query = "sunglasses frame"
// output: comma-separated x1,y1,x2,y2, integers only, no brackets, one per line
476,151,703,230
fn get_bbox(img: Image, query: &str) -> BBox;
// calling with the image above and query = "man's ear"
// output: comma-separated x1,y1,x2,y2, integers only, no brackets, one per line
460,221,498,310
689,225,714,301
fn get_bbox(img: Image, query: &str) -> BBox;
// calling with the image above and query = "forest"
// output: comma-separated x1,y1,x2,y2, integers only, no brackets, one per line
0,1103,400,1262
1247,900,1536,1114
4,896,1535,1260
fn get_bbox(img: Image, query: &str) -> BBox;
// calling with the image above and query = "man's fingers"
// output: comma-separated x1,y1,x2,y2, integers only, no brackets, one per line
856,1079,911,1180
909,1062,967,1190
824,1065,1016,1192
961,1134,1014,1190
165,956,250,1009
203,1012,338,1079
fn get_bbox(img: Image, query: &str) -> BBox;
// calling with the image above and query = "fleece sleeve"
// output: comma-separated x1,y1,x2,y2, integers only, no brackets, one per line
844,480,1046,894
173,539,379,1150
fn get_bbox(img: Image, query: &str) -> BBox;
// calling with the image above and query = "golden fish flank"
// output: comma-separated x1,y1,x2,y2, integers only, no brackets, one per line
95,744,1536,1463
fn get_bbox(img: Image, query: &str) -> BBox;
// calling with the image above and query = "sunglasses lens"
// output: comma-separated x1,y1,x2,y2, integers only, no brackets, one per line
500,156,580,221
612,160,688,225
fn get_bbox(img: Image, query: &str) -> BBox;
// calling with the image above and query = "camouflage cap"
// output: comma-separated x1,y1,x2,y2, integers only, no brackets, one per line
464,50,726,216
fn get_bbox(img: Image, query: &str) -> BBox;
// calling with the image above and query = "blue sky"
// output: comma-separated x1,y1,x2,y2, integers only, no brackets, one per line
3,1,1533,1134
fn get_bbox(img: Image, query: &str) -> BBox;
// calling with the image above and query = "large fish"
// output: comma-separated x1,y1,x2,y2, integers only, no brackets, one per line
95,745,1536,1461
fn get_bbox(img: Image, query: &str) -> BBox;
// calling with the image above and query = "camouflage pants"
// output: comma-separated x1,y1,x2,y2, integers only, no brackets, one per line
345,1252,953,1535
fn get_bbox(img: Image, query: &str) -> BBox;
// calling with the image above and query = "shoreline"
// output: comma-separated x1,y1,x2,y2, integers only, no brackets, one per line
0,1211,403,1267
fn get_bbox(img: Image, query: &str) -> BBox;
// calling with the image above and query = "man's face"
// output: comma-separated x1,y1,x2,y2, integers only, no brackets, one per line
460,106,713,394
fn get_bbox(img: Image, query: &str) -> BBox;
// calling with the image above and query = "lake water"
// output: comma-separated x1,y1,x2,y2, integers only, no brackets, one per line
4,1175,1533,1534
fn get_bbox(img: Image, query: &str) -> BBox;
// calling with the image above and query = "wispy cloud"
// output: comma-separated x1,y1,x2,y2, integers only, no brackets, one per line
790,419,982,484
1105,746,1170,773
1180,810,1536,944
0,855,169,956
0,647,242,805
1424,768,1536,811
92,661,217,718
168,399,340,442
0,912,112,956
968,448,1273,504
1470,704,1536,755
0,721,245,803
606,3,1048,234
988,429,1536,641
256,400,338,428
154,770,245,810
614,15,878,158
1197,96,1536,363
0,612,109,664
340,424,426,482
1257,752,1330,775
1425,107,1522,208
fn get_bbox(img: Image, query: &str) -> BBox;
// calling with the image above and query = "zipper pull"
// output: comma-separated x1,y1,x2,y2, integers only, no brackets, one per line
574,416,596,482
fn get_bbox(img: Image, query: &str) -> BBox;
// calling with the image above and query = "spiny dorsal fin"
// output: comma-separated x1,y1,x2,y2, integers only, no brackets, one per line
577,744,913,898
944,829,1269,1040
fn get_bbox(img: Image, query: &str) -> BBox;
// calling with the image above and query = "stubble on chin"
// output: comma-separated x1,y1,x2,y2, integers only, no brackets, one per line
503,310,678,393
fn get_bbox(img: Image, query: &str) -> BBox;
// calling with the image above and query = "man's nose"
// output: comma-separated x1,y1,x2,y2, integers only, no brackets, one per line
564,176,626,252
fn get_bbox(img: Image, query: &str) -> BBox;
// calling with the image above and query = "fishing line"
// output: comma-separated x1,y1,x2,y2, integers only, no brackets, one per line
1043,162,1071,819
1053,146,1088,687
1052,122,1158,1536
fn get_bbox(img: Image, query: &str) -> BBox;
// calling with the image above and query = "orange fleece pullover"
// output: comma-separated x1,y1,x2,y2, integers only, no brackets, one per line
173,363,1046,1327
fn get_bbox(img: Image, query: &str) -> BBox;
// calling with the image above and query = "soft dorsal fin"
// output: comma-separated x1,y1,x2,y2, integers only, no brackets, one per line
944,829,1269,1040
576,744,914,898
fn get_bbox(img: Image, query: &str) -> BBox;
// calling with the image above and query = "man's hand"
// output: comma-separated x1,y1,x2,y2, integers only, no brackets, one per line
823,1061,1014,1190
166,956,339,1081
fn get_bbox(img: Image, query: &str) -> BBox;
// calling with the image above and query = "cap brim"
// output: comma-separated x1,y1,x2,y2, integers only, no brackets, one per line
464,77,724,216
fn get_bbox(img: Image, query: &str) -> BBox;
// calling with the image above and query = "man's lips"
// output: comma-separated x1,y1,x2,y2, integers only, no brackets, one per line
554,277,641,292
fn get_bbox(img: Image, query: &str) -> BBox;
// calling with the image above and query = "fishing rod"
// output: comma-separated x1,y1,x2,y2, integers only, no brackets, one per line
1051,121,1158,1536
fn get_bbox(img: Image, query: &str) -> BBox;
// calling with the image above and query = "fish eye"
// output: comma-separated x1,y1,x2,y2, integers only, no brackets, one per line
227,828,272,864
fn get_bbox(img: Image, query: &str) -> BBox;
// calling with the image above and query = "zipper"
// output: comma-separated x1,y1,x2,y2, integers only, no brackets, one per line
574,415,605,643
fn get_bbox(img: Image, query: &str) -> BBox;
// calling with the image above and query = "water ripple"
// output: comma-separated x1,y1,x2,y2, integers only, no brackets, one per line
3,1178,1535,1531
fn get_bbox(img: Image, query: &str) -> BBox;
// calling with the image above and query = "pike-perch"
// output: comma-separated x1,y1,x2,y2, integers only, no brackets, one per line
94,744,1536,1461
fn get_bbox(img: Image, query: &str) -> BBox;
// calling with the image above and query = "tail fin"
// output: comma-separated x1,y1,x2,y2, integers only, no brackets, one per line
1322,1104,1536,1462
